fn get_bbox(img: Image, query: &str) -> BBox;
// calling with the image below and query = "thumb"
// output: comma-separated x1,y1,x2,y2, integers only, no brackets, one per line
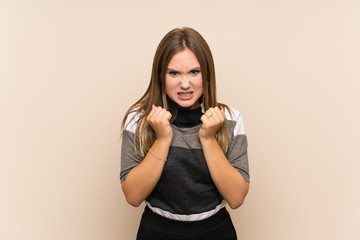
166,111,172,121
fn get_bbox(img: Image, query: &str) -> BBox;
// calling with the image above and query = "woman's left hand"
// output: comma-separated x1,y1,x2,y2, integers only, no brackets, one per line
199,107,225,141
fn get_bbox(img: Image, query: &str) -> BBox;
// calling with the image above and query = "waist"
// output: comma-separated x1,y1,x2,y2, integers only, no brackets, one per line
145,200,226,221
142,204,230,234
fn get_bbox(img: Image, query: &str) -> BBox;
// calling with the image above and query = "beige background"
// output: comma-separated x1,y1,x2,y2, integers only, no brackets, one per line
1,0,359,239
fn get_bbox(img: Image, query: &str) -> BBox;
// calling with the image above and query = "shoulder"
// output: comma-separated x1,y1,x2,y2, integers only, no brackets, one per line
224,106,241,121
224,106,246,136
124,109,143,133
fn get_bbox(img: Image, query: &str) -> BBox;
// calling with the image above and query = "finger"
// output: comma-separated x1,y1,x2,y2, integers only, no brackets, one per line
200,114,210,125
208,108,220,122
165,111,172,121
216,106,225,115
156,108,167,121
154,106,164,115
220,106,225,114
213,107,226,122
148,105,161,121
213,107,223,119
205,108,214,118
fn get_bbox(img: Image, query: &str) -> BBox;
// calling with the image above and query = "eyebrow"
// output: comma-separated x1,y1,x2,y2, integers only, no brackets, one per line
167,67,201,72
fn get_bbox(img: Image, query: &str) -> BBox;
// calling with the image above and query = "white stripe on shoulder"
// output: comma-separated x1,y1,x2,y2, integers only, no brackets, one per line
145,200,226,222
225,106,245,136
124,110,141,133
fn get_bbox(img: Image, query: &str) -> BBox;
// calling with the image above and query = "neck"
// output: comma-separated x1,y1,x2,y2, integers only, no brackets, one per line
173,105,202,128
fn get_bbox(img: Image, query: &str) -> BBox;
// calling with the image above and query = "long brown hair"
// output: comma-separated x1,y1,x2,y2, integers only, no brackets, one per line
121,27,231,156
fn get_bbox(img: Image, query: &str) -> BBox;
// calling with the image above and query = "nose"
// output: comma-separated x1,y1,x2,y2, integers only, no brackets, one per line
180,75,190,89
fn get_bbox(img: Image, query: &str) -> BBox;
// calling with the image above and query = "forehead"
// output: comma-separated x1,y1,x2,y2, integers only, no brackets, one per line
167,48,200,69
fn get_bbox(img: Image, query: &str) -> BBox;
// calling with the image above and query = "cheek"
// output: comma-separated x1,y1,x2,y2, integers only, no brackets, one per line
165,78,174,94
165,77,170,90
194,77,203,91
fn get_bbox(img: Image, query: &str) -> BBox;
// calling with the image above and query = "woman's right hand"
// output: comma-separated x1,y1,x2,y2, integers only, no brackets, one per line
122,105,173,207
147,105,173,142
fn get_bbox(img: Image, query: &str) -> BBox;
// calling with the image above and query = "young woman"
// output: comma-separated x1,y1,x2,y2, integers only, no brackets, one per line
120,27,250,240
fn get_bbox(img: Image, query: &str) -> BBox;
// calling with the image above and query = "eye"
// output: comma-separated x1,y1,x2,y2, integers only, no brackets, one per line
168,71,180,76
189,69,200,75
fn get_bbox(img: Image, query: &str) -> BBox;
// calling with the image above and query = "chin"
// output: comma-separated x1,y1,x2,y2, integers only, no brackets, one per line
177,102,199,109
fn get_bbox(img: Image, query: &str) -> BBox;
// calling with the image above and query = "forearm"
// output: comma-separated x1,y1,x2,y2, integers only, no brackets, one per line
200,138,249,209
121,138,171,207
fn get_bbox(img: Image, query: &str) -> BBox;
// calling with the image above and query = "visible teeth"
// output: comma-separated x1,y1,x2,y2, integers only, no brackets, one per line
179,92,192,96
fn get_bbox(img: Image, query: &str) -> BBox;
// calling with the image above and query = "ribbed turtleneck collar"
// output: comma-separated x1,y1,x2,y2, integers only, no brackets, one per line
172,105,203,128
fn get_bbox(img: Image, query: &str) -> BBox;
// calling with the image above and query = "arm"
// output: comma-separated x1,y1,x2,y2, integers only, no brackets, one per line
121,106,173,207
199,107,249,209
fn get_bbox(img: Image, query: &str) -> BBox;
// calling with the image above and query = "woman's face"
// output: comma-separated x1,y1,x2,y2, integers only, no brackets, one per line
165,48,203,109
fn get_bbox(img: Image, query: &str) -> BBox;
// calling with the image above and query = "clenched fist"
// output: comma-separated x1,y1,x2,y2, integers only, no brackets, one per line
147,105,173,142
199,107,225,141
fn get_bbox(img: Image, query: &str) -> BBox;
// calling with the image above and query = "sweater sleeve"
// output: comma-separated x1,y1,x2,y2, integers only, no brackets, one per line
225,107,250,183
120,111,143,182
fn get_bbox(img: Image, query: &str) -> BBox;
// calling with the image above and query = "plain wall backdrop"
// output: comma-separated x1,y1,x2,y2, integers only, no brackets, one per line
1,0,359,239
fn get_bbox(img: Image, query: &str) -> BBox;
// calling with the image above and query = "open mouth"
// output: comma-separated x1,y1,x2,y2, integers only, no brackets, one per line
178,92,193,96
